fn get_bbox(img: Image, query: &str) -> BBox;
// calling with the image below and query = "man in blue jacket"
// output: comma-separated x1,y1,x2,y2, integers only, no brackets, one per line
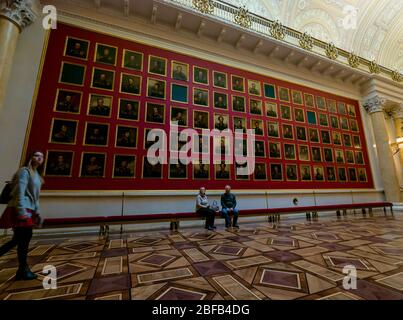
221,185,240,229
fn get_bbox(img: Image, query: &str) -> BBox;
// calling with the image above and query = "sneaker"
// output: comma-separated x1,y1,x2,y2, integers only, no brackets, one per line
15,268,38,281
207,226,215,231
233,225,240,229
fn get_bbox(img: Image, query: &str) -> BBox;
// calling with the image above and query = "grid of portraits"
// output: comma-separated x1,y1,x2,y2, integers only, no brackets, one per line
27,24,372,189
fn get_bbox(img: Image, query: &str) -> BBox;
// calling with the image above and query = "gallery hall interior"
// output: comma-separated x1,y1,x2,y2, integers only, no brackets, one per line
1,0,403,302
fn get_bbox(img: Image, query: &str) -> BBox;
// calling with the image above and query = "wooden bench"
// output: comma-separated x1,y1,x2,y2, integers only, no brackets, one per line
41,201,393,236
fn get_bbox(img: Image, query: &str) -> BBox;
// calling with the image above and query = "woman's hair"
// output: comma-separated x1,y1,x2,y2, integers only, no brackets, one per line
25,150,45,182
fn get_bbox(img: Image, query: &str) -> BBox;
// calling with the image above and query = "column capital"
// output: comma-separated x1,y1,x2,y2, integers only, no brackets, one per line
362,95,387,114
0,0,37,31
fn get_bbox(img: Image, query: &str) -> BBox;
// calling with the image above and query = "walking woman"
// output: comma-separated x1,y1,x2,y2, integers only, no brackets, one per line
0,151,44,280
195,187,217,231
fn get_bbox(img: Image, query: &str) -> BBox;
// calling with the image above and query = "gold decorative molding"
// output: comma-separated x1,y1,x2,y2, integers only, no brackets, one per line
348,51,360,68
269,20,285,40
299,32,313,51
325,42,338,60
391,69,403,82
369,60,380,74
234,6,251,29
192,0,214,14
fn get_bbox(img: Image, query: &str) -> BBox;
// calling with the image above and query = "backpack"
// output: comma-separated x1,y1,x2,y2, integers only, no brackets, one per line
0,180,14,204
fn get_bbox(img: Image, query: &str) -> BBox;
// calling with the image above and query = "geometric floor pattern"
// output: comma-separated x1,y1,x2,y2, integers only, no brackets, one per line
1,211,403,300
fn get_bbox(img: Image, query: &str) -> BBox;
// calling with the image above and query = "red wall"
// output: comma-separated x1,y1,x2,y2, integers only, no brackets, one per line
25,23,374,190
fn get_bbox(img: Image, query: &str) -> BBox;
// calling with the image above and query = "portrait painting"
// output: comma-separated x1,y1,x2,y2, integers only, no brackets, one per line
88,94,112,117
193,110,209,129
269,142,281,159
309,128,319,143
267,122,279,138
300,165,312,181
233,117,246,133
171,83,188,103
284,143,296,160
335,149,345,164
80,153,106,178
338,102,347,115
169,163,187,179
214,137,230,156
193,88,209,107
321,130,331,144
171,106,188,127
338,167,347,182
348,167,358,182
235,162,249,180
123,50,143,70
213,71,227,89
148,55,167,76
324,148,333,162
118,99,139,121
248,80,261,96
282,124,294,139
214,92,228,110
355,151,365,164
255,140,265,157
350,119,359,132
294,108,305,122
332,132,342,145
193,161,210,179
232,95,245,112
298,145,310,161
316,96,326,110
311,147,322,162
347,104,356,117
55,89,81,114
91,68,114,90
296,126,307,141
278,87,290,102
250,99,262,115
265,102,278,118
120,74,141,95
193,66,208,85
193,134,210,154
280,105,292,121
145,102,165,124
304,93,315,108
60,62,86,86
215,162,230,180
113,155,136,178
319,113,329,126
343,134,352,147
49,119,78,144
346,150,355,164
264,83,276,99
84,123,109,146
313,166,324,181
231,75,244,92
327,99,337,113
291,90,303,105
45,151,73,177
251,119,264,136
340,117,349,130
142,157,162,179
353,135,361,148
254,163,267,180
270,164,283,181
326,167,337,182
64,37,89,60
330,116,339,129
214,113,229,131
286,164,298,181
144,128,165,150
358,168,367,182
95,43,117,65
147,78,166,99
171,61,189,81
116,126,137,149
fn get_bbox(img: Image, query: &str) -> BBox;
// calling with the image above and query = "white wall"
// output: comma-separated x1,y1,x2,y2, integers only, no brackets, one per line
0,15,388,223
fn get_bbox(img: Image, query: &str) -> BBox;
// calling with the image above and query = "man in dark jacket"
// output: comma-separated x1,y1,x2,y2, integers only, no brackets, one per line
221,185,239,229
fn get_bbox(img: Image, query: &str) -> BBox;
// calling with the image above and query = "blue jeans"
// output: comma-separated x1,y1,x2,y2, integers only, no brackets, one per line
222,208,239,227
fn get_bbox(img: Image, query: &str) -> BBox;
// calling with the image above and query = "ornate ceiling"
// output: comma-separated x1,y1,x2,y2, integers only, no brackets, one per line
225,0,403,73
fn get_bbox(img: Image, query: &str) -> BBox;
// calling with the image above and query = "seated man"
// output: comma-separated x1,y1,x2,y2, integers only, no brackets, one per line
221,185,239,229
